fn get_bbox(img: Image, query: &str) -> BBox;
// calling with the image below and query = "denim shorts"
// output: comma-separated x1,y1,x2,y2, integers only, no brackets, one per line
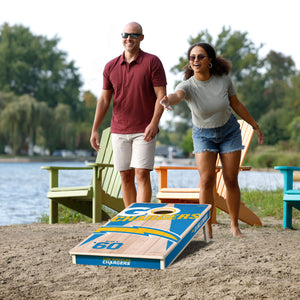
192,114,244,154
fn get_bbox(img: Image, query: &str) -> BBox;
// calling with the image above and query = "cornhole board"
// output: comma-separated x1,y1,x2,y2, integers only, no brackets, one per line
69,203,211,269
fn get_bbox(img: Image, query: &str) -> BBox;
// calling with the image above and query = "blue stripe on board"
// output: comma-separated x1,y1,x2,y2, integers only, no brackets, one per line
165,211,210,268
74,255,161,269
166,204,208,250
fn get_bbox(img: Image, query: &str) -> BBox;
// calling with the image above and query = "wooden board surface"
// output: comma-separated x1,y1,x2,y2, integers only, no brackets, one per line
70,203,211,269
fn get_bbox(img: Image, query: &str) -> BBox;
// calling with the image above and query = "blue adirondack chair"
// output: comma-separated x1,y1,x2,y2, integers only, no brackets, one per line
275,166,300,229
42,128,124,224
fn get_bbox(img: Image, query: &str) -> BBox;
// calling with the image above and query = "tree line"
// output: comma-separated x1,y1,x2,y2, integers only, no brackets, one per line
0,23,111,155
0,23,299,156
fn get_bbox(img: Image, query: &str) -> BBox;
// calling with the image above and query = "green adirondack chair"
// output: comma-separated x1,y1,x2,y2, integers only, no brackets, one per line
41,127,124,224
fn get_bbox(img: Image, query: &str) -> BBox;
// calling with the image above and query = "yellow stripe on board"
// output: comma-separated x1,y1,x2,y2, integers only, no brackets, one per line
95,226,180,242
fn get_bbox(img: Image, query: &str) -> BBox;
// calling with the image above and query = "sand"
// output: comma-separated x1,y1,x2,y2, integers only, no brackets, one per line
0,216,299,300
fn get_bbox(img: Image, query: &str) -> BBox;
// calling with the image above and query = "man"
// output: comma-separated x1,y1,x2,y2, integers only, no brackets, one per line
90,22,167,207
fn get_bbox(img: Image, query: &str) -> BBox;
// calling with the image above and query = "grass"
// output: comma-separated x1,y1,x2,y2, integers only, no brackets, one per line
244,146,300,168
240,188,286,219
38,206,92,224
225,188,299,229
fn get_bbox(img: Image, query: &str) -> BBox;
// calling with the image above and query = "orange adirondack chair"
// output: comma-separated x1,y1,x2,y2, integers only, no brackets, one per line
154,120,262,226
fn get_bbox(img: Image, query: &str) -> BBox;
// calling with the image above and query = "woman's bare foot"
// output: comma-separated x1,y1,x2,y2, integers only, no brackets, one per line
231,226,245,238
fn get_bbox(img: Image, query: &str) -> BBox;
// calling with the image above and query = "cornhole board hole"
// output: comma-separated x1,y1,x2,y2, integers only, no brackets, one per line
70,203,211,269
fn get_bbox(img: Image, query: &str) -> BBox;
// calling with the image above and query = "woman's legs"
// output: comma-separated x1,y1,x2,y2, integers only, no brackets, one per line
195,151,218,238
220,150,244,237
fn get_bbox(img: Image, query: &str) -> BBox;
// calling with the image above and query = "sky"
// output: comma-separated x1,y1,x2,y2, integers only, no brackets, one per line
1,0,300,100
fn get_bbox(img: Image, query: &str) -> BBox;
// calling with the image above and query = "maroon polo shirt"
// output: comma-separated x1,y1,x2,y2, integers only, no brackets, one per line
103,50,167,134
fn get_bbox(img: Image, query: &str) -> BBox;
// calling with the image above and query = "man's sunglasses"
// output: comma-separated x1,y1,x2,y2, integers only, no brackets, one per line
189,55,207,61
121,33,142,39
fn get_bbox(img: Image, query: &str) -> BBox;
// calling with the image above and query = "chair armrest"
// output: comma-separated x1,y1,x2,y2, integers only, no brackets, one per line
154,165,224,190
86,163,114,168
41,166,93,189
41,166,92,170
275,166,300,171
239,166,252,171
154,166,198,190
274,166,300,191
154,164,252,190
154,166,198,171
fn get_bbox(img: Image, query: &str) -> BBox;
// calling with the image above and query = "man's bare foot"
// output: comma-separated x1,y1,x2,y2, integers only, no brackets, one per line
231,226,245,238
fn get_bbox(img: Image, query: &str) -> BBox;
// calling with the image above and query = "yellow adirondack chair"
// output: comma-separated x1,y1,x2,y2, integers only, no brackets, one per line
154,120,262,226
42,128,124,224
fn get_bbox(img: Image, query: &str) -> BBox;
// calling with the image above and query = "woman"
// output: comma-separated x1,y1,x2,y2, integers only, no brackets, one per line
160,43,264,238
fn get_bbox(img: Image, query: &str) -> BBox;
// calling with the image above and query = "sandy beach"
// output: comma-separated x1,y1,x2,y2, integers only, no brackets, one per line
1,215,299,300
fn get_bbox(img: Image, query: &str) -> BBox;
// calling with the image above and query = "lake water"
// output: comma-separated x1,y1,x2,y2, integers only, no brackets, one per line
0,161,299,226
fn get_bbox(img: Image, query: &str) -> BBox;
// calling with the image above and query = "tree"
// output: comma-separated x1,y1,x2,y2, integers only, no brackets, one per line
0,23,82,117
288,116,300,150
260,51,297,114
263,51,296,83
282,73,300,115
237,71,266,120
0,24,120,154
258,108,290,145
0,94,46,154
51,104,76,151
180,128,193,155
214,27,263,83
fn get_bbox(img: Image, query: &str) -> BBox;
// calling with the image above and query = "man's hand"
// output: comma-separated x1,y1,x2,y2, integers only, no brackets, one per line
90,131,100,151
143,124,158,142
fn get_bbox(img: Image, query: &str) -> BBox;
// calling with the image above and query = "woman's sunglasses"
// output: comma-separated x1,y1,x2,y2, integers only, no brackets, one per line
189,55,207,61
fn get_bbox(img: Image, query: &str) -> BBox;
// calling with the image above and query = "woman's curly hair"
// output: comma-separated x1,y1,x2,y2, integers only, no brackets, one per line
184,43,232,80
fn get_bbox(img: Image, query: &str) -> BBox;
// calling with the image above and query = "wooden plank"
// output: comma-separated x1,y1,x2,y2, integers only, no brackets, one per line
157,192,199,200
160,188,200,193
50,186,91,192
47,189,90,198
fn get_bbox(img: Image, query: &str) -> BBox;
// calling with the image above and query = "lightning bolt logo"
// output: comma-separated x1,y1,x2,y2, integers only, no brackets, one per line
94,226,180,242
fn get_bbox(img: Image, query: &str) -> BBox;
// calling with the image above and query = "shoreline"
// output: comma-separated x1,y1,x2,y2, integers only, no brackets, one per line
0,156,95,163
0,156,284,172
2,155,300,180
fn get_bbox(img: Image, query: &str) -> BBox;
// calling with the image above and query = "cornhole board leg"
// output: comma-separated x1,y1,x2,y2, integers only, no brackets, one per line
203,223,210,243
70,203,211,269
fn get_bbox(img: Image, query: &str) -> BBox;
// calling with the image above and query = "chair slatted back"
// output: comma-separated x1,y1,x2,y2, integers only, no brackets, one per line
95,128,121,198
216,120,254,198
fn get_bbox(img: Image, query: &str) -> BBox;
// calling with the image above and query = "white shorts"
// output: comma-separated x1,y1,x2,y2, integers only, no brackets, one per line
111,133,156,171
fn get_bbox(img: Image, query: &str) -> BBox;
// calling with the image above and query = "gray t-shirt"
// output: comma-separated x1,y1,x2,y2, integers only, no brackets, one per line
175,75,236,128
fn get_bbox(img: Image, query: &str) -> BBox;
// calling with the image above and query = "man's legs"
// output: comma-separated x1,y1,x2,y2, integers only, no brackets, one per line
112,133,155,207
135,168,152,203
119,168,152,207
120,169,136,207
131,133,155,204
